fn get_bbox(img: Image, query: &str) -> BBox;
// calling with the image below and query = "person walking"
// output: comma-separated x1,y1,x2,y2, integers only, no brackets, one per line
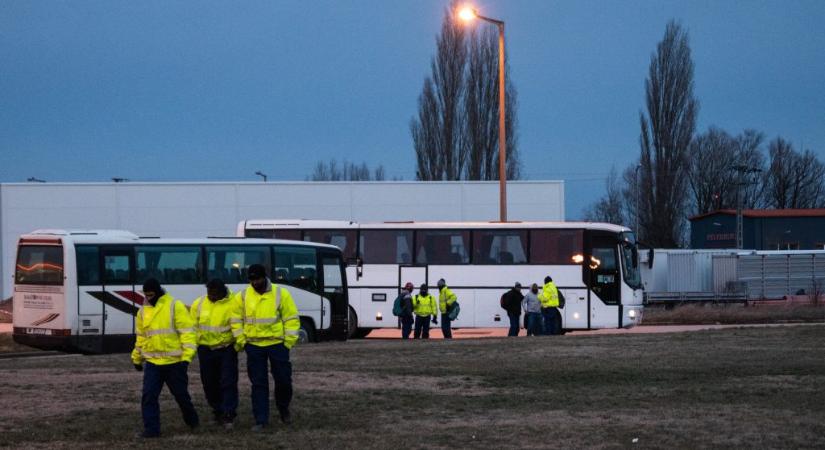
437,278,457,339
132,278,199,438
232,264,301,430
190,279,240,430
399,282,415,340
500,282,524,337
539,276,562,335
412,283,437,339
522,283,543,336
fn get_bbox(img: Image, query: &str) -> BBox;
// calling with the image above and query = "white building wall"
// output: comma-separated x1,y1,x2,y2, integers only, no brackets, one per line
0,180,564,299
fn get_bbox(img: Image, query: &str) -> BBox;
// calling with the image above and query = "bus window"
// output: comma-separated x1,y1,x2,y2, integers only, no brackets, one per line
15,246,64,285
246,229,302,240
359,230,413,264
76,246,100,285
321,255,344,295
206,246,271,284
104,253,131,284
136,246,204,284
274,246,320,294
415,230,470,264
530,230,583,264
303,230,357,260
473,230,527,264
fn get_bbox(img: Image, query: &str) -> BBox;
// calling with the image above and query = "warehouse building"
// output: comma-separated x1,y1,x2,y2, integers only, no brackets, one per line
0,180,564,300
690,209,825,250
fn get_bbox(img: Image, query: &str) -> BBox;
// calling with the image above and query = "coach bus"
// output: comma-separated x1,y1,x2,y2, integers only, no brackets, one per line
237,220,644,337
13,229,349,353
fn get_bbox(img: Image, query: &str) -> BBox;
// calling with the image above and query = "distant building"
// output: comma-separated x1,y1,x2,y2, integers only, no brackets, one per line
690,209,825,250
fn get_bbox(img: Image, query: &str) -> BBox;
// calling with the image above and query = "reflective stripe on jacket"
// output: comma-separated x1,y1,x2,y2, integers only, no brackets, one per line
413,294,437,317
231,281,301,350
190,292,239,349
438,286,457,314
131,293,197,365
539,281,560,308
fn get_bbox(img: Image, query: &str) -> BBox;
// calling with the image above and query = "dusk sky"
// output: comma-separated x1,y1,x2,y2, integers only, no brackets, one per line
2,0,823,219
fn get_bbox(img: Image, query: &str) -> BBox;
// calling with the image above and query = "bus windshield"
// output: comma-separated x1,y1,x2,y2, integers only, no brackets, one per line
16,245,64,285
620,232,642,289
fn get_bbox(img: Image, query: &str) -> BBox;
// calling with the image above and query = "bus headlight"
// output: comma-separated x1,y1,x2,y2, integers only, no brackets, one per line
573,312,580,320
628,309,637,319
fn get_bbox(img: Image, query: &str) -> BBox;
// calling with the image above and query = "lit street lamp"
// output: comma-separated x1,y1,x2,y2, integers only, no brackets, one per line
458,5,508,222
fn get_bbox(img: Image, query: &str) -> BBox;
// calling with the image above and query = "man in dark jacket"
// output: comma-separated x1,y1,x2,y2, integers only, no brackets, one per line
399,282,414,339
500,282,524,337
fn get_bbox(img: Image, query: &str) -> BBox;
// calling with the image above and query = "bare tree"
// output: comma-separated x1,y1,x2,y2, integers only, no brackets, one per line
583,167,626,225
638,20,698,247
687,127,737,215
735,130,767,208
308,160,386,181
765,138,825,208
412,1,520,181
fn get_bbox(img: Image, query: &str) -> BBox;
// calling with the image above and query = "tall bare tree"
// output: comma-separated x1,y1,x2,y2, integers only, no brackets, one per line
638,20,698,247
412,1,520,181
583,167,626,225
765,138,825,208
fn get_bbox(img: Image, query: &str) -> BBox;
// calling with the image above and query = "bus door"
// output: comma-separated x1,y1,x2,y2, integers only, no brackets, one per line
100,247,138,351
585,232,621,328
320,249,348,340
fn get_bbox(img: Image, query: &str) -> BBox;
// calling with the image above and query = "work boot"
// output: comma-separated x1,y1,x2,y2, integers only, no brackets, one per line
134,431,159,439
223,422,234,431
251,423,267,432
279,410,293,426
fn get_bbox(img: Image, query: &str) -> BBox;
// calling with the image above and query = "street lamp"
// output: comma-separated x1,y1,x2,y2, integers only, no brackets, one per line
255,171,268,182
458,5,508,222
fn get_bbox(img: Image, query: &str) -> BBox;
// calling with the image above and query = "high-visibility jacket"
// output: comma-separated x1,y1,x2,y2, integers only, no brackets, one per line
231,281,301,350
131,293,197,365
539,281,560,308
190,291,239,349
413,294,437,317
438,286,457,314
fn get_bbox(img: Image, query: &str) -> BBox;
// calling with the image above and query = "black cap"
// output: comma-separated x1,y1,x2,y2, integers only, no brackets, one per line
545,276,553,283
248,264,267,280
142,278,162,294
515,282,522,288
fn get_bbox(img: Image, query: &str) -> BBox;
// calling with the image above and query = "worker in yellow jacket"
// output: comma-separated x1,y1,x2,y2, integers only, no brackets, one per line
231,264,301,430
190,279,240,430
412,283,437,339
539,275,561,335
437,278,457,339
131,278,199,438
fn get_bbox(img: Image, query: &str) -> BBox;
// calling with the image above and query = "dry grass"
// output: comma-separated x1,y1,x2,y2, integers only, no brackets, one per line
0,298,12,324
643,303,825,325
0,333,38,353
0,326,824,449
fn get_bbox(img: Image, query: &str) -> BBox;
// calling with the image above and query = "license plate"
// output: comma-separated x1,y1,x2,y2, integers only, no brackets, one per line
25,328,52,335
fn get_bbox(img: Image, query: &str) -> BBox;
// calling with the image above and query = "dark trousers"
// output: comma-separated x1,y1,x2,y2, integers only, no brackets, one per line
400,315,414,339
246,343,292,425
441,314,452,339
414,315,431,339
542,307,561,335
526,312,543,336
197,346,239,421
141,361,199,436
507,313,520,336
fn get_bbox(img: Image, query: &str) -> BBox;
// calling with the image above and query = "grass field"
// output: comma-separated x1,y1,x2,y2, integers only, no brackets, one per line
1,325,824,449
643,303,825,325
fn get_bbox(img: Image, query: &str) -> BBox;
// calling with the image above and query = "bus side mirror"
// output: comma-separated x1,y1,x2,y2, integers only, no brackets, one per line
648,249,654,269
356,258,363,280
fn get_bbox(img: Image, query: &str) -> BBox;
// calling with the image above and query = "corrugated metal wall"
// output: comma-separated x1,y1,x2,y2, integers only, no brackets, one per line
737,253,825,299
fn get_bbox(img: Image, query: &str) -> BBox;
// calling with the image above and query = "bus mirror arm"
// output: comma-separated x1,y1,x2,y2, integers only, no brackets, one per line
648,248,654,269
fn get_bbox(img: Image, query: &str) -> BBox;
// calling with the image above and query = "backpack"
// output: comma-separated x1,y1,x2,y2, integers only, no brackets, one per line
447,301,460,321
392,294,404,317
557,290,566,309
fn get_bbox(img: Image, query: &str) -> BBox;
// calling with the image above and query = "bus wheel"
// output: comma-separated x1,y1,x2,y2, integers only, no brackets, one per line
347,306,358,338
298,318,316,344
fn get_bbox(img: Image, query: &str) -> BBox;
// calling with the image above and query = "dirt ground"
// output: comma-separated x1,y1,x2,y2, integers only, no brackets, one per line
643,302,825,325
1,325,824,449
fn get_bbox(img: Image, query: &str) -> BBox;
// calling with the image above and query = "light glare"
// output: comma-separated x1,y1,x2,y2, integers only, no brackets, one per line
458,6,476,22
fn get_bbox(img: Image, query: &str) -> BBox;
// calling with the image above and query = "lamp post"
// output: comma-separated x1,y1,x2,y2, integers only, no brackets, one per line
459,5,508,222
255,171,268,182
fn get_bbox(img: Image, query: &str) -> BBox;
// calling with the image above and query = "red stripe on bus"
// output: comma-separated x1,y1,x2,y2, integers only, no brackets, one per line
115,290,145,305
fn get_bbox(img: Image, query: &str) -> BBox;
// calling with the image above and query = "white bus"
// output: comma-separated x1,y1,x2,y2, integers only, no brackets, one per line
237,220,645,336
13,230,349,352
